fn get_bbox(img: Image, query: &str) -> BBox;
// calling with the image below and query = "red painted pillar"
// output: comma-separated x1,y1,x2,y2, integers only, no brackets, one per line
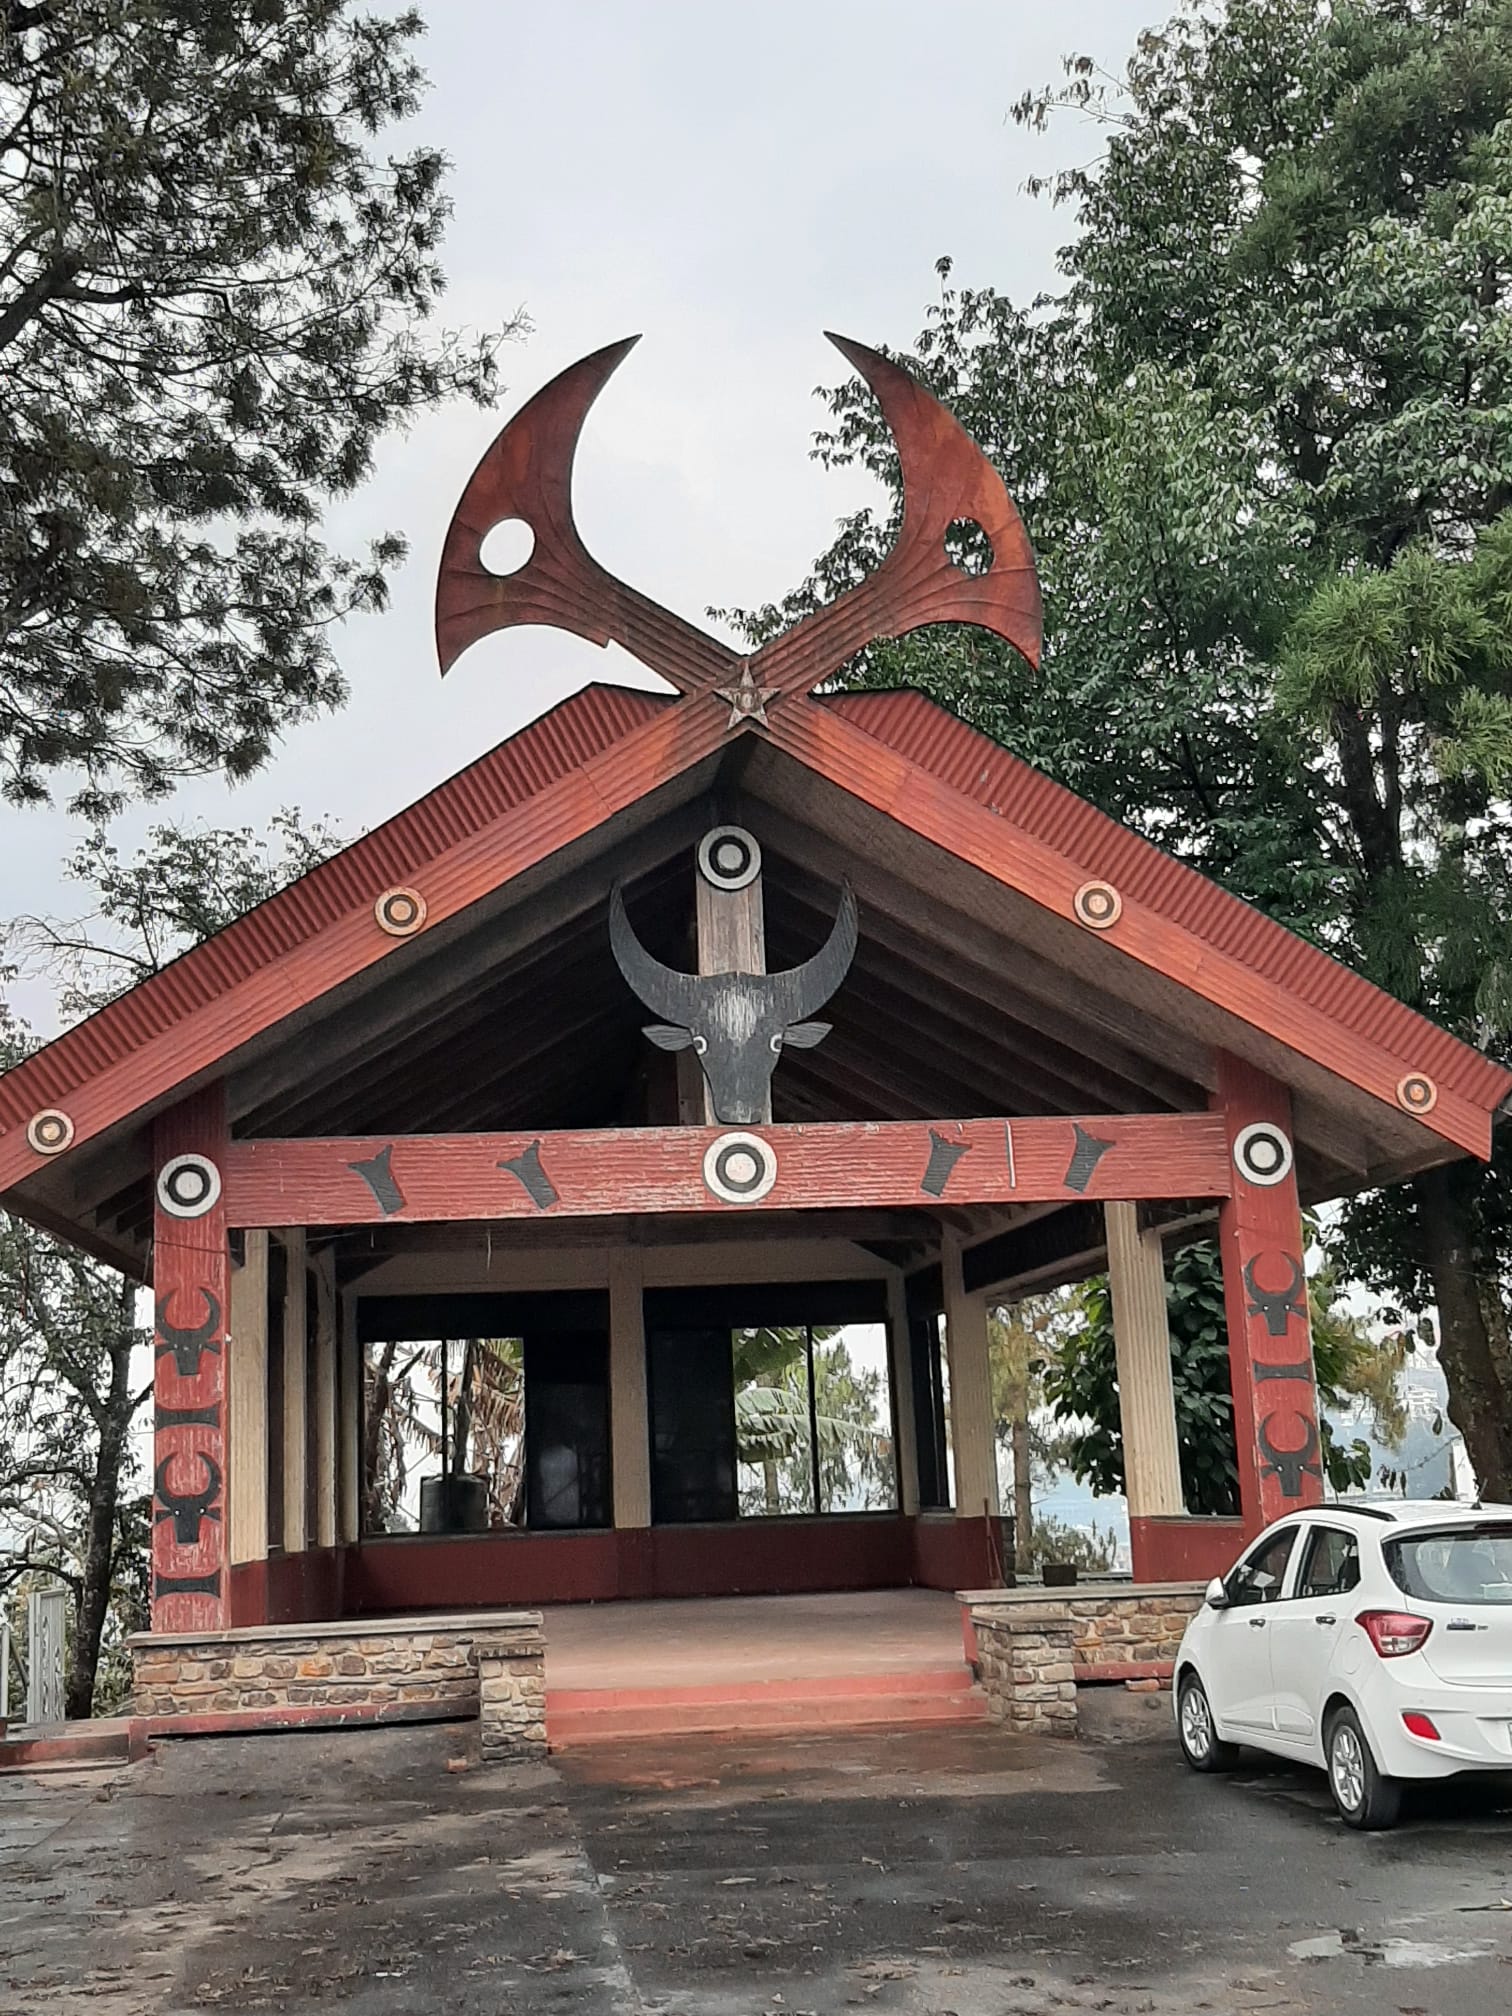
151,1086,231,1633
1213,1054,1323,1534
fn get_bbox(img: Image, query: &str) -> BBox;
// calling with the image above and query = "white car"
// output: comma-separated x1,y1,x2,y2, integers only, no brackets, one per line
1174,1500,1512,1828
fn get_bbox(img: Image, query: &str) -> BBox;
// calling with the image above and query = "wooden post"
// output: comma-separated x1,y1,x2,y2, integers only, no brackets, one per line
694,826,768,1124
609,1246,651,1528
227,1228,269,1568
941,1231,1000,1520
313,1251,338,1550
1104,1201,1184,1518
337,1291,361,1544
151,1087,231,1632
886,1270,920,1517
280,1228,308,1553
1213,1054,1323,1530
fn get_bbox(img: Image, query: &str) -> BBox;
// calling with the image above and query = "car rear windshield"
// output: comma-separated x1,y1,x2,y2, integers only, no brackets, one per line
1383,1524,1512,1606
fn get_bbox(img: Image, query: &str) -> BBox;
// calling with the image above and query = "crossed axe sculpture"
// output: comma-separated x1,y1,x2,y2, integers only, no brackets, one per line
435,334,1042,700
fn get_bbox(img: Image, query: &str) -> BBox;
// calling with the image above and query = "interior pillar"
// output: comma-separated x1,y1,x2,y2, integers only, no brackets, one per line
227,1228,269,1570
312,1252,338,1550
1213,1054,1323,1531
609,1246,651,1528
886,1270,920,1517
337,1291,361,1544
280,1228,309,1553
151,1086,231,1632
1104,1201,1185,1527
941,1231,1000,1521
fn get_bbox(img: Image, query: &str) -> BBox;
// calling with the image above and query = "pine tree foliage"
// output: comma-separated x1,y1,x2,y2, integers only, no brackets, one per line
0,2,521,813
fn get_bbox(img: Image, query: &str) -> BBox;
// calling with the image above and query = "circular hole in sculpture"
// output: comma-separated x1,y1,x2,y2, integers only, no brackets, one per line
480,518,536,577
944,517,994,577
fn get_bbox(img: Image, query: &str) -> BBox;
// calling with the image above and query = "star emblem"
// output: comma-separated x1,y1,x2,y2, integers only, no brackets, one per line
714,663,779,729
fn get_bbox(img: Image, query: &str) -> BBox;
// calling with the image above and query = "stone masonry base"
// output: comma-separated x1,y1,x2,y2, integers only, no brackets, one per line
129,1610,546,1759
971,1583,1205,1737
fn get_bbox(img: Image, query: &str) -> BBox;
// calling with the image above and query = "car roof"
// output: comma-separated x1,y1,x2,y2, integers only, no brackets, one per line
1300,1500,1512,1530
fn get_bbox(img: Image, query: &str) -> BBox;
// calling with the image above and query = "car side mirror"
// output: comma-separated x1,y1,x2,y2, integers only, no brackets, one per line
1204,1575,1230,1610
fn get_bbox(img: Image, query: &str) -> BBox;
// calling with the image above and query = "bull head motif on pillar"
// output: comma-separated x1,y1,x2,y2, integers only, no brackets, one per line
609,881,858,1125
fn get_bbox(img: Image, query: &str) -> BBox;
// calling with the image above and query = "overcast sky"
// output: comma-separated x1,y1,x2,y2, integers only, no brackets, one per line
5,0,1155,1029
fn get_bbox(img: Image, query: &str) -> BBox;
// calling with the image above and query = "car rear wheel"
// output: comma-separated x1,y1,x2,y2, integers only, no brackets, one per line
1325,1705,1402,1830
1177,1672,1238,1772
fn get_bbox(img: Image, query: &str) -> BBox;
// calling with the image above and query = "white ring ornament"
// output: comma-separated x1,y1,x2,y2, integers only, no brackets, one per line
696,825,762,893
157,1152,224,1219
702,1130,778,1205
1232,1122,1294,1189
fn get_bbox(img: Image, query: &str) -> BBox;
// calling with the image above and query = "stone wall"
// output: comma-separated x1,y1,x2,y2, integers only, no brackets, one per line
971,1583,1205,1737
129,1609,545,1758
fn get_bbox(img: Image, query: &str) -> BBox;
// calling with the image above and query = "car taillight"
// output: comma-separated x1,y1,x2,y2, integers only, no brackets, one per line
1401,1712,1440,1741
1357,1610,1433,1659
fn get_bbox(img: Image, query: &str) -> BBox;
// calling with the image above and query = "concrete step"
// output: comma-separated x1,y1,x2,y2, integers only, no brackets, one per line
547,1666,988,1745
0,1721,136,1772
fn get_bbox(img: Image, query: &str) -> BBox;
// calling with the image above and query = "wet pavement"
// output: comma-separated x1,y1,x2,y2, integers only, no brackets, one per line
2,1707,1510,2014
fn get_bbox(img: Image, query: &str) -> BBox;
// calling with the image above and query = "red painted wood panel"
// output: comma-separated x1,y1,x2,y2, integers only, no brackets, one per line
1212,1055,1324,1532
152,1087,230,1632
774,701,1495,1159
221,1114,1231,1227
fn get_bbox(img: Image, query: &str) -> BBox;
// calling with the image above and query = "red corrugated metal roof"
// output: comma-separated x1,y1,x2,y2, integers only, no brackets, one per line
0,683,673,1131
824,688,1512,1111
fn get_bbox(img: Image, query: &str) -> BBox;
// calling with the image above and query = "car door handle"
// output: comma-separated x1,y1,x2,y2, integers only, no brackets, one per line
1248,1617,1266,1628
1314,1614,1336,1626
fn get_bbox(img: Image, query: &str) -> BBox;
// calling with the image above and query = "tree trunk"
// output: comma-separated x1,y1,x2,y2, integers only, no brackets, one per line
1414,1165,1512,1501
64,1291,137,1719
1011,1413,1033,1573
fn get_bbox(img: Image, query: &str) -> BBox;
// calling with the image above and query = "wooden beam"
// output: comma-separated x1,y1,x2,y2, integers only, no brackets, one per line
222,1114,1230,1228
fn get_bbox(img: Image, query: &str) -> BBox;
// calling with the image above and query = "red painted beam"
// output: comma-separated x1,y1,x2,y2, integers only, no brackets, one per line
221,1113,1230,1227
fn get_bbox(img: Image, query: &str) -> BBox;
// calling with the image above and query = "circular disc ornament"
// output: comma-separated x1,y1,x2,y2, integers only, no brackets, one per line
157,1153,223,1220
1232,1122,1294,1189
697,826,762,893
1396,1072,1438,1117
374,886,427,937
1072,880,1122,930
26,1108,75,1156
702,1130,778,1205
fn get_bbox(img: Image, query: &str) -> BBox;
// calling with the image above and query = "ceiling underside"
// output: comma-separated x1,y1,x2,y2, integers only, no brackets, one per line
49,735,1459,1274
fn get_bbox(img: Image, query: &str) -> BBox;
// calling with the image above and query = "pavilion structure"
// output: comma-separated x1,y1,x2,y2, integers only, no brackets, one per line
2,335,1508,1659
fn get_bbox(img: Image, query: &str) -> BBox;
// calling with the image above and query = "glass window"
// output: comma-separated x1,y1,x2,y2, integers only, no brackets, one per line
1295,1526,1360,1599
732,1323,898,1517
362,1335,525,1536
1384,1524,1512,1606
1225,1526,1298,1608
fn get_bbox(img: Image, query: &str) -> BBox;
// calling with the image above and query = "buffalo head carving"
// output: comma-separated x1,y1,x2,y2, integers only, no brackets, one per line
610,881,858,1124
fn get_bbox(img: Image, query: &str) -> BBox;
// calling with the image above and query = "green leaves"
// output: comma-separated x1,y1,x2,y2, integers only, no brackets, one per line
0,2,525,811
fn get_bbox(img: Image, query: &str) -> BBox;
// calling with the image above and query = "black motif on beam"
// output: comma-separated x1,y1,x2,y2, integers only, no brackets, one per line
1252,1358,1315,1385
499,1141,559,1210
1063,1123,1115,1194
155,1403,221,1430
1243,1253,1307,1338
153,1571,222,1600
155,1288,222,1377
348,1142,405,1216
920,1130,971,1198
154,1453,223,1545
1257,1413,1322,1499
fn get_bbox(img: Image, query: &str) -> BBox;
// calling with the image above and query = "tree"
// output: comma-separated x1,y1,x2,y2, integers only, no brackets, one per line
0,809,342,1712
1,2,521,815
1043,1239,1409,1513
751,0,1512,1490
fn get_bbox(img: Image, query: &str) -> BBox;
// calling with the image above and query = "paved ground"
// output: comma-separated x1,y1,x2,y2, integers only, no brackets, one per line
543,1588,963,1689
2,1706,1511,2015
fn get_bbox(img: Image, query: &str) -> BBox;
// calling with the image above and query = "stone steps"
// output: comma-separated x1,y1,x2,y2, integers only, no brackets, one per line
546,1665,987,1745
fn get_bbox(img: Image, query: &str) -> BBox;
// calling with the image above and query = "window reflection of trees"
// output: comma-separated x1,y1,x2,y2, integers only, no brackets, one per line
733,1324,896,1517
362,1337,524,1534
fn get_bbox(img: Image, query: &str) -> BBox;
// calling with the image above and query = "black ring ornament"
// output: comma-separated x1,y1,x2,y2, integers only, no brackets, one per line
374,885,428,937
697,825,762,893
1072,879,1122,930
1232,1122,1293,1189
1396,1072,1438,1117
702,1130,778,1205
157,1153,223,1220
26,1108,75,1156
